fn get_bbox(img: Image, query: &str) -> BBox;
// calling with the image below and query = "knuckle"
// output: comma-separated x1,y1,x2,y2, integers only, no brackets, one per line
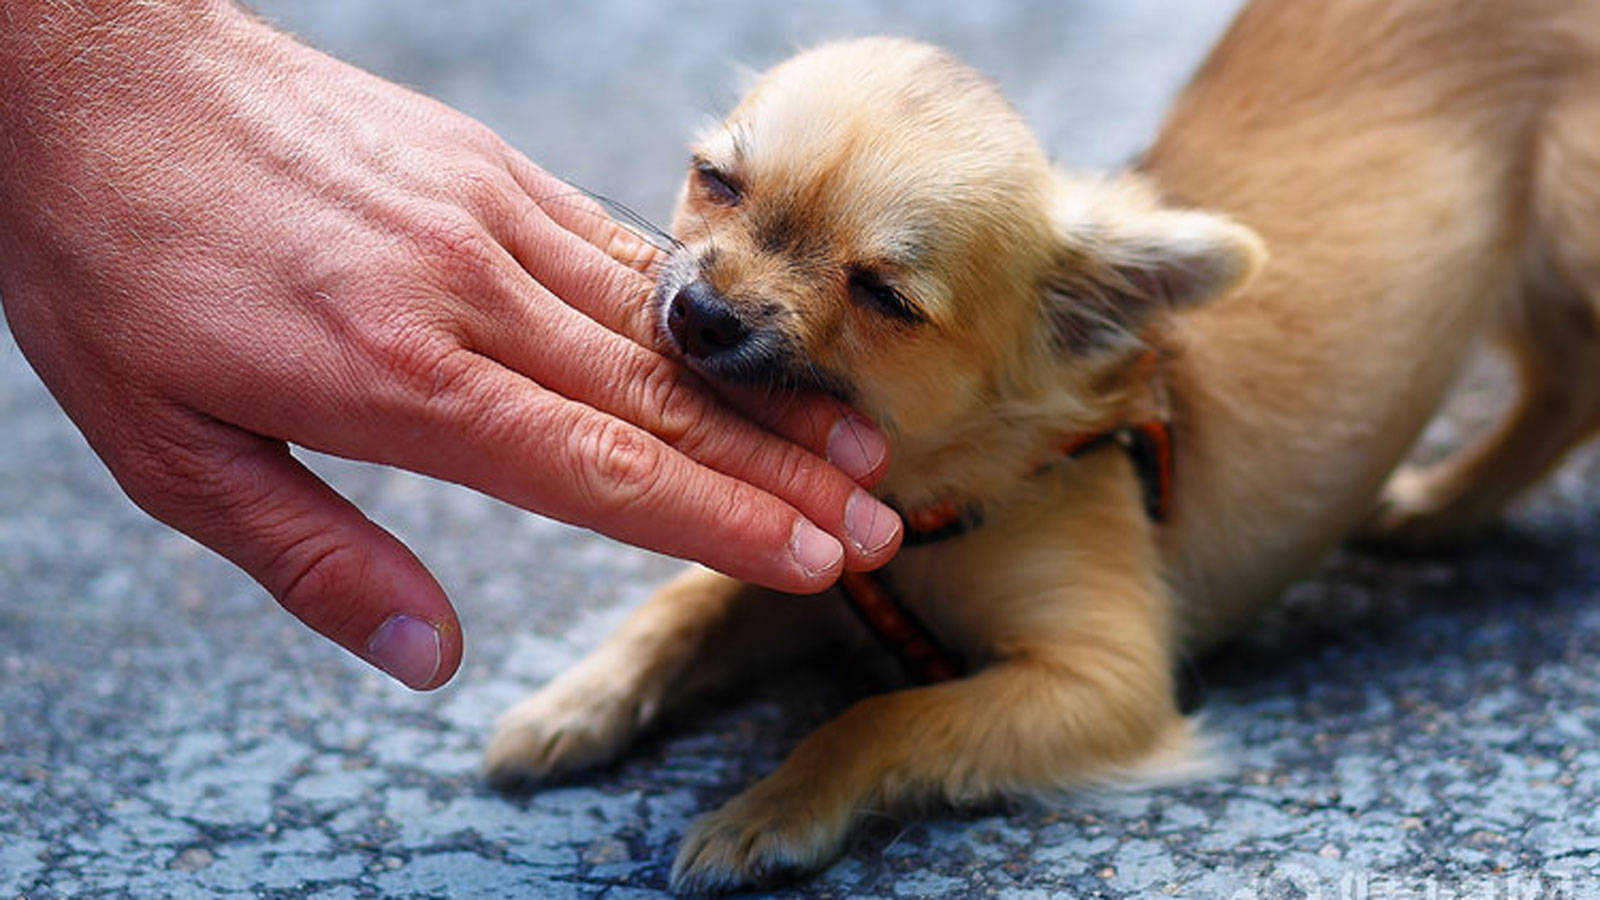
391,333,475,404
761,441,819,498
451,166,511,217
631,358,712,447
502,151,565,203
623,277,666,344
112,425,251,516
270,533,366,628
454,119,508,157
710,485,768,540
350,312,478,419
570,416,666,518
408,210,499,284
119,426,370,629
415,345,485,412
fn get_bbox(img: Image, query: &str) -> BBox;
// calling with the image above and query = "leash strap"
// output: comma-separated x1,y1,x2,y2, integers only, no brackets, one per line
1062,420,1173,523
838,571,963,683
842,420,1174,685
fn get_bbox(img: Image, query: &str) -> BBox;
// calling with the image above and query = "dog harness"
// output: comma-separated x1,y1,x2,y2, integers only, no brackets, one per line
839,357,1175,685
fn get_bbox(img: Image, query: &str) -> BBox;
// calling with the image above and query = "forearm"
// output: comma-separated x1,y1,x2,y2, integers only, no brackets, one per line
0,0,270,190
0,0,245,102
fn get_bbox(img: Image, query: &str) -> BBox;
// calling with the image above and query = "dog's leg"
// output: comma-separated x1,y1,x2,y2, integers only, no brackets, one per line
1365,85,1600,548
670,570,1189,893
485,568,854,788
1364,307,1600,547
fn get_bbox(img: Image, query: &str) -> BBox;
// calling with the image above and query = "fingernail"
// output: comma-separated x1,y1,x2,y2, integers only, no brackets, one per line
790,519,844,578
826,414,888,483
845,489,901,555
366,614,442,690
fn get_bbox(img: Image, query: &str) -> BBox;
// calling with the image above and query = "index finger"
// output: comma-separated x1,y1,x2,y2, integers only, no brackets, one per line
362,356,860,594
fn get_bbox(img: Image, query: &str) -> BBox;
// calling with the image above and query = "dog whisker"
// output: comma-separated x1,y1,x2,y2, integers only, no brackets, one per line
532,188,681,253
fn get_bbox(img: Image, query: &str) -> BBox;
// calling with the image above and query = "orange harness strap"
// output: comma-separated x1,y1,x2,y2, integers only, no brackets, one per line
839,419,1174,684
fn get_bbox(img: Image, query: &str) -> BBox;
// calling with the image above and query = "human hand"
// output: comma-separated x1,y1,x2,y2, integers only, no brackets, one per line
0,1,901,689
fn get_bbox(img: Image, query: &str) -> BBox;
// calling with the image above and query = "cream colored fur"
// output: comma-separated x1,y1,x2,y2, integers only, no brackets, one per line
486,2,1600,891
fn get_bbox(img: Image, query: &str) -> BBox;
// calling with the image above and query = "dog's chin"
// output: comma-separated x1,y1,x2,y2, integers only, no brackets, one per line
667,335,855,402
685,342,856,403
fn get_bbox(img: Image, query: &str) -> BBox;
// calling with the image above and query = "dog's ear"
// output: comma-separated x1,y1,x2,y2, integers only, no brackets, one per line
1043,175,1265,353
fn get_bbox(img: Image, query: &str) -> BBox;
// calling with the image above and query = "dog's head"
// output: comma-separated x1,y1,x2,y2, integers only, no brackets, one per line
656,38,1262,454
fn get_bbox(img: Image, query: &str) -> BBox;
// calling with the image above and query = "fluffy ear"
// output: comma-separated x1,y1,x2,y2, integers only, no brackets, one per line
1044,176,1266,352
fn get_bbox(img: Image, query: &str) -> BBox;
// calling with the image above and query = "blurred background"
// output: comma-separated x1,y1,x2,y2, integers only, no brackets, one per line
254,0,1239,218
5,1,1600,897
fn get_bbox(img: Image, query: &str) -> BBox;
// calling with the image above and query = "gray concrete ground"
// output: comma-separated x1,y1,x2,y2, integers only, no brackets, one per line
5,1,1600,897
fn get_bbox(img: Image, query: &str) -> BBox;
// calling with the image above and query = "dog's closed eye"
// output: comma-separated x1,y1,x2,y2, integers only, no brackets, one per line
848,267,928,324
691,159,742,206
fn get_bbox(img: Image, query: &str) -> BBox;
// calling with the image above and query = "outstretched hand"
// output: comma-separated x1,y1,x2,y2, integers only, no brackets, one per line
0,1,901,689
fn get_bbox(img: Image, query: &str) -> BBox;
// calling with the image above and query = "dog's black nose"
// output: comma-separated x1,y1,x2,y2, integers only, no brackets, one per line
667,279,749,360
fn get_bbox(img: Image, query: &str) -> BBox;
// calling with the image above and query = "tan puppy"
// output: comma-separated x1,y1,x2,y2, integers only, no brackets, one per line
487,0,1600,891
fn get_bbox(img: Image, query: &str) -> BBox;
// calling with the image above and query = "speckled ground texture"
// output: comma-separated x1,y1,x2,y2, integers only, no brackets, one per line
6,1,1600,898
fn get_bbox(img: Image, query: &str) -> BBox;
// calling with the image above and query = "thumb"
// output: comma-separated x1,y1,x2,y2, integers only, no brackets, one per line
110,412,462,690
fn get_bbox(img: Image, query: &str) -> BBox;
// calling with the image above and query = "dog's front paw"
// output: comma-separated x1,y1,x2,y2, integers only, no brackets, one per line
669,784,851,895
484,671,653,791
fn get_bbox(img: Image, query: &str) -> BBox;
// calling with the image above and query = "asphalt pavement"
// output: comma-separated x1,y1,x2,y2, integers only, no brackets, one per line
5,2,1600,897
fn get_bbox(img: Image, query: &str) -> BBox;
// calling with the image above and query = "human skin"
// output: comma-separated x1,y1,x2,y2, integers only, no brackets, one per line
0,0,902,689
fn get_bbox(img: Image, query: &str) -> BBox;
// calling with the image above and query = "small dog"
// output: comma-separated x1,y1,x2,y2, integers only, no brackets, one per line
487,0,1600,891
